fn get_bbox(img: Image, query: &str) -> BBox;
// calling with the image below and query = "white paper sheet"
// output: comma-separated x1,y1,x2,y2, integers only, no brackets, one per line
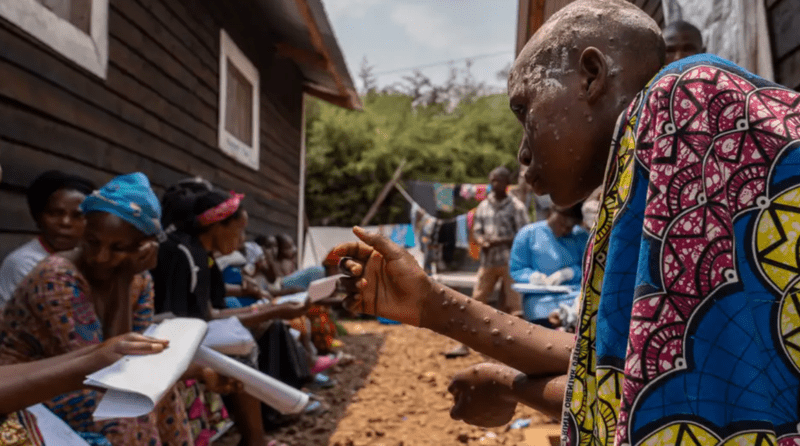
193,345,309,414
202,317,256,356
307,274,344,302
26,404,90,446
273,292,308,305
84,318,207,420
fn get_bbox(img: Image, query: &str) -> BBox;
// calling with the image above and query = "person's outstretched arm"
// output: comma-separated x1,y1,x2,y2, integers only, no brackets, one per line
210,300,310,327
0,333,168,414
333,227,575,377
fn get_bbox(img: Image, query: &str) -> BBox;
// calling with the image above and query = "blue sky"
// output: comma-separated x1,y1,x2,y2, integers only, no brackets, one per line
322,0,518,92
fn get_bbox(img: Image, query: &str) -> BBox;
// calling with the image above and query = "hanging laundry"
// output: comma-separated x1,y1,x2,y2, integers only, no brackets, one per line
474,184,489,201
390,224,415,248
434,183,455,212
419,214,436,245
466,208,476,229
406,180,437,216
460,184,475,200
455,214,469,249
411,202,437,247
437,219,457,263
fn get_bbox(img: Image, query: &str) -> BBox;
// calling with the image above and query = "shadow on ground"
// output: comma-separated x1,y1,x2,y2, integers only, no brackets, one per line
218,327,387,446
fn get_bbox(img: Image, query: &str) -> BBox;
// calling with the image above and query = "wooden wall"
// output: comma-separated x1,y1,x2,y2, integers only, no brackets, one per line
0,0,303,259
767,0,800,90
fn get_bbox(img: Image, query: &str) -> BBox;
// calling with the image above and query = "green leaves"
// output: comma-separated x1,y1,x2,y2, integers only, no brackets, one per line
305,93,522,226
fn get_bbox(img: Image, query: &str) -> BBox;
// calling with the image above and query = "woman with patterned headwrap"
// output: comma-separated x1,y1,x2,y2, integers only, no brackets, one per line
0,173,199,446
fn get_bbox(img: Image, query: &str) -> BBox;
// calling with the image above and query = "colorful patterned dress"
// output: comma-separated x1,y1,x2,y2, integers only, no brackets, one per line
0,412,43,446
563,55,800,446
0,256,193,446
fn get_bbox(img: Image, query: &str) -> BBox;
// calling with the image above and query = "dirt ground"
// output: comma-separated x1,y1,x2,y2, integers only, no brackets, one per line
220,320,558,446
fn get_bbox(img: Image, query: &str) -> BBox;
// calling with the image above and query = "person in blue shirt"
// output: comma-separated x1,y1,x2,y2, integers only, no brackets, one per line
509,203,588,326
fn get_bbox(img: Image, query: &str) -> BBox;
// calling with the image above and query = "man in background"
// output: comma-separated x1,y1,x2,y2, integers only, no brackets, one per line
445,166,529,358
663,20,705,63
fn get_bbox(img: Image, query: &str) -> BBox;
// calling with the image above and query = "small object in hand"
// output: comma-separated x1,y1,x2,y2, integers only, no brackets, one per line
338,256,357,276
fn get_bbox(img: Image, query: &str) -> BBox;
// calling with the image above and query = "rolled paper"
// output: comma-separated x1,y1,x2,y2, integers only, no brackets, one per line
193,345,309,414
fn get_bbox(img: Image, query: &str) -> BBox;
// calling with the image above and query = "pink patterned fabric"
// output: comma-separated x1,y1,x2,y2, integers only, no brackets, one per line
197,193,244,226
562,56,800,446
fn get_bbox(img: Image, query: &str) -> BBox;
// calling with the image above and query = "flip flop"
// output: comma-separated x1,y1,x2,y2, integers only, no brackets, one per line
310,354,339,374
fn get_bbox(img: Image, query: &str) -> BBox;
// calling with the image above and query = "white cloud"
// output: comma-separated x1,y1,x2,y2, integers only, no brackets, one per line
390,3,458,50
389,2,510,56
322,0,382,20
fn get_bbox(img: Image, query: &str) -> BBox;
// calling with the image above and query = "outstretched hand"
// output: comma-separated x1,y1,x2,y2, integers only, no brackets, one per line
84,332,169,372
332,227,434,326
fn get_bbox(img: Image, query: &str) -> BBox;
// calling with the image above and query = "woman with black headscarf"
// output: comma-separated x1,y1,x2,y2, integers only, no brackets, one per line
153,185,310,446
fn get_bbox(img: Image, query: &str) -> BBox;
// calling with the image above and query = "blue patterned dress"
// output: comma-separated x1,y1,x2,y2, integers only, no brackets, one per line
563,55,800,446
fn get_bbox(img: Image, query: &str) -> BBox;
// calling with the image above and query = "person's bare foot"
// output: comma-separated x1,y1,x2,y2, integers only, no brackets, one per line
444,344,470,358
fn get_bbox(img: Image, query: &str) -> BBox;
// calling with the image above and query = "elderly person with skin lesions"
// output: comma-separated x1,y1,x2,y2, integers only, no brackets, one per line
330,0,800,444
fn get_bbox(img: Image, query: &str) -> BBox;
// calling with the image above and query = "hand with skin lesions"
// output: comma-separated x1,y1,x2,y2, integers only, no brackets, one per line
332,226,434,326
333,226,575,400
448,362,519,427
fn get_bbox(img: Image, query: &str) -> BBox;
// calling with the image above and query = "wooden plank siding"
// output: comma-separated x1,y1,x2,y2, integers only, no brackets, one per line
768,0,800,90
516,0,664,55
0,0,304,259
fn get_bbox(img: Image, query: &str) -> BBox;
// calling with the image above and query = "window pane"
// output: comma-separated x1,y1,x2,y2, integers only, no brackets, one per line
36,0,92,34
225,59,254,146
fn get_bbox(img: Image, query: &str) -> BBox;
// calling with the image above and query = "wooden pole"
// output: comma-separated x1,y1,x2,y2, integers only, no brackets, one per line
360,159,407,226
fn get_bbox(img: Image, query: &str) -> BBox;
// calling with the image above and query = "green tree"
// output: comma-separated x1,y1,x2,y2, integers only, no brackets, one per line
305,92,522,226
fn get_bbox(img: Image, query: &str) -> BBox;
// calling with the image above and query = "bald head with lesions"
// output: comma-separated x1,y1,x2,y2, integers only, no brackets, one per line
509,0,664,207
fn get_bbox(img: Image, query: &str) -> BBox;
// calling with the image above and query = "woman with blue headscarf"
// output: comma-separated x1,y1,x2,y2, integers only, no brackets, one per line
0,173,194,445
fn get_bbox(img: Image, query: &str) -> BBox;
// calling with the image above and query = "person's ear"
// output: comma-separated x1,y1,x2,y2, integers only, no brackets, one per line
579,47,608,105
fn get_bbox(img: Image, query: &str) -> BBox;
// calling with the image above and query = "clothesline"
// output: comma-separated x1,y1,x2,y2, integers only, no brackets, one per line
394,183,466,225
395,183,475,254
399,179,528,215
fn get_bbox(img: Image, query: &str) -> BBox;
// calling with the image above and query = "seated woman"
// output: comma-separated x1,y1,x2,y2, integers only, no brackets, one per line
508,204,588,326
152,186,309,446
0,173,197,445
0,170,95,305
274,234,297,278
216,244,272,309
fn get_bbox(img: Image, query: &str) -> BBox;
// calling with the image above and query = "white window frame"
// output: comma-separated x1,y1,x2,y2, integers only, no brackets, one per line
0,0,108,79
219,29,260,170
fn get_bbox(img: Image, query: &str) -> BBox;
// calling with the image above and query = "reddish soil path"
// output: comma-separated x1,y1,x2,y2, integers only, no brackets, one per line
219,320,558,445
326,321,558,446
